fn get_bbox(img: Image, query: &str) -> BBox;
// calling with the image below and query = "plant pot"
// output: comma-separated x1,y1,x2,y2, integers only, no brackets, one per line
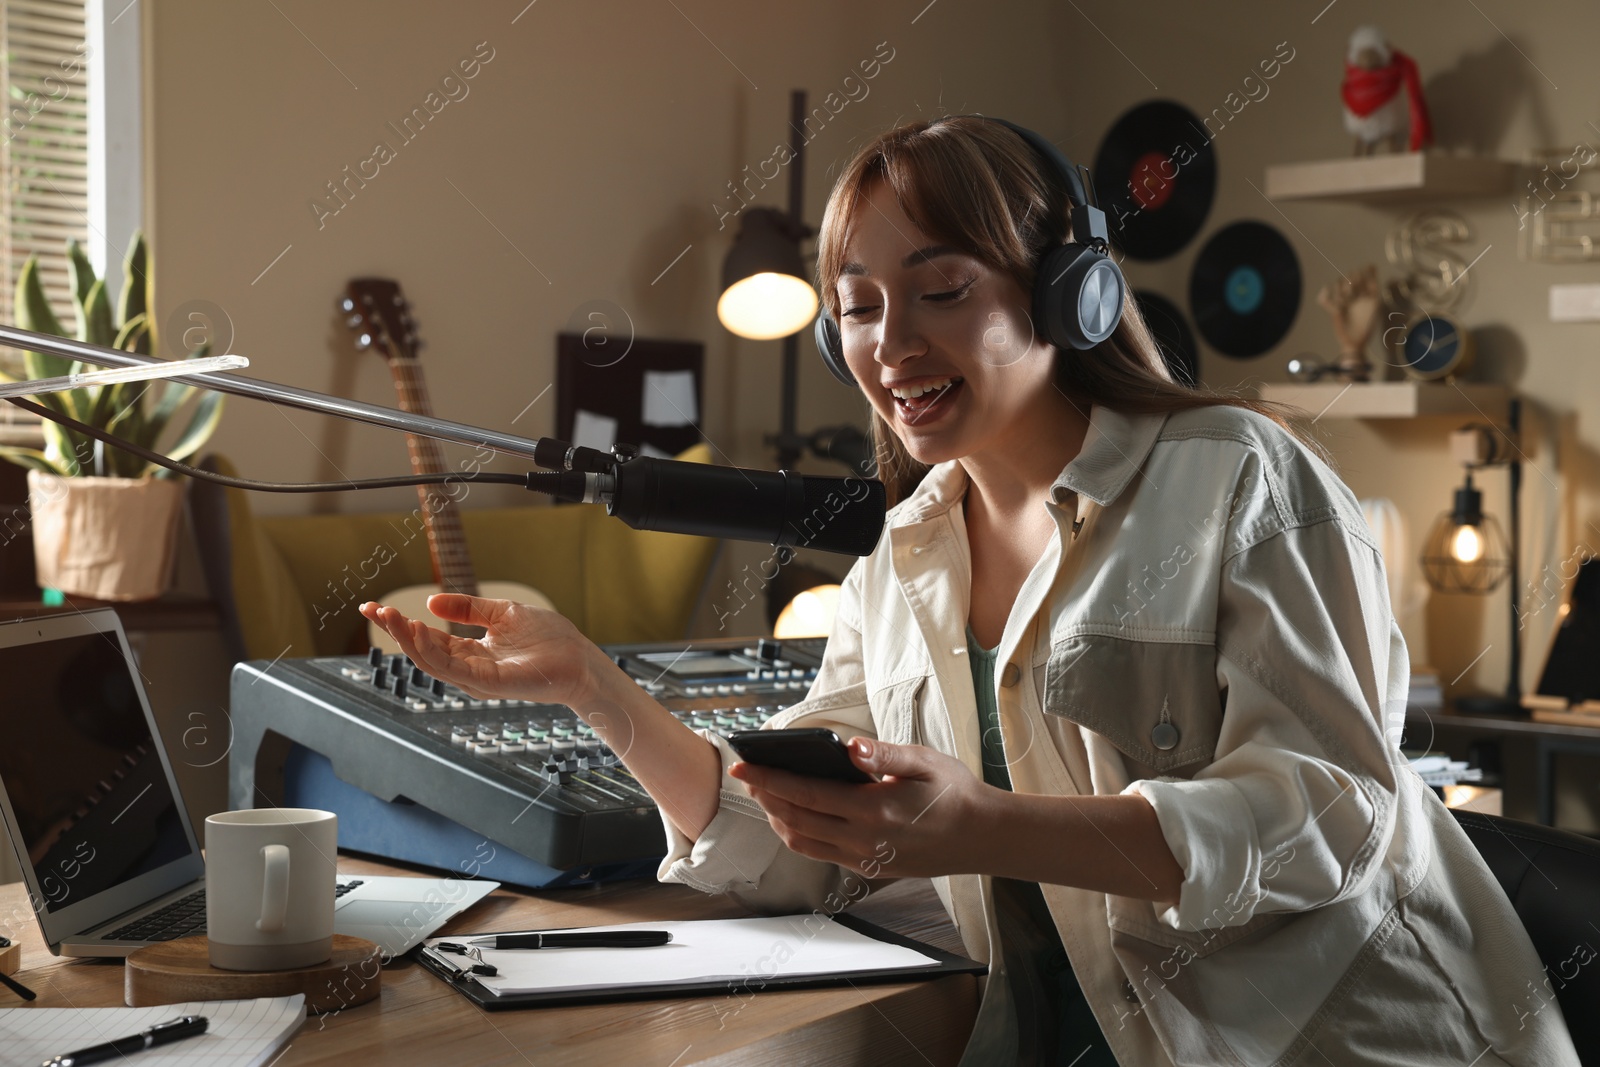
27,472,185,601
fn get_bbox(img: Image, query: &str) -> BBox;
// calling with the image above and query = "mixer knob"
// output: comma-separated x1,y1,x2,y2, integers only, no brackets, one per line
431,677,447,697
367,647,385,667
372,667,389,689
757,637,780,662
392,676,408,699
410,666,428,687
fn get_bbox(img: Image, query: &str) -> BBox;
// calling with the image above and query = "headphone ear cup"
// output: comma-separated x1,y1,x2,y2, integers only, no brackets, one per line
1034,243,1126,350
814,309,855,386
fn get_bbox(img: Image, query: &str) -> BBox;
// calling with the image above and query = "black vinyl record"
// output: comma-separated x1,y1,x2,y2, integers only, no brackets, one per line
1187,221,1301,359
1093,100,1216,261
1133,290,1199,386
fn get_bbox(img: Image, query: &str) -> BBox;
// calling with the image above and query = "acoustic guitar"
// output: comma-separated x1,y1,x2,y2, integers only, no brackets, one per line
342,277,553,653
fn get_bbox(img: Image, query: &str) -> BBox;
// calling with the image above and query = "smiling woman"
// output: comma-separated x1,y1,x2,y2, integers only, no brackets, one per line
364,115,1581,1067
814,115,1325,507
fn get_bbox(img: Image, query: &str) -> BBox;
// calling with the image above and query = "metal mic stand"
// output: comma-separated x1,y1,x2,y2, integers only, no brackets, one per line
0,323,573,470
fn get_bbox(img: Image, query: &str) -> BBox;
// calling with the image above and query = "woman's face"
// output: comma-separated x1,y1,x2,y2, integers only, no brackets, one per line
836,179,1060,469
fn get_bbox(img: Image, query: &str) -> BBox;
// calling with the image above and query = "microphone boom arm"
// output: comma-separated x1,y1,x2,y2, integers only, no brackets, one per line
0,323,558,467
0,323,888,555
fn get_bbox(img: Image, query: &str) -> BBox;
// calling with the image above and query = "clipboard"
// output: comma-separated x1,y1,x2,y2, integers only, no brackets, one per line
416,913,985,1011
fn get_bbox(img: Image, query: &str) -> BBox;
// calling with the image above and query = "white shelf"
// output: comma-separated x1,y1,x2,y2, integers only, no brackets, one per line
1258,381,1510,420
1264,153,1515,204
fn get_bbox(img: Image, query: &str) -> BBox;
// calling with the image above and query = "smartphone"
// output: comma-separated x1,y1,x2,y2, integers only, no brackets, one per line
724,728,876,784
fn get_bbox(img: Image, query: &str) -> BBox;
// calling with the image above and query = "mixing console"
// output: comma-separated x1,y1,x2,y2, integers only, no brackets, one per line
230,636,827,887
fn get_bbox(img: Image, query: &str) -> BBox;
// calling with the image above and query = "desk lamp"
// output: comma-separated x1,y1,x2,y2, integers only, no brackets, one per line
716,88,869,476
1420,398,1522,715
718,89,875,633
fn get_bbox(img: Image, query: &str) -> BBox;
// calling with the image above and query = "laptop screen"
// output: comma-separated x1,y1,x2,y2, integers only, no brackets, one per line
0,627,195,912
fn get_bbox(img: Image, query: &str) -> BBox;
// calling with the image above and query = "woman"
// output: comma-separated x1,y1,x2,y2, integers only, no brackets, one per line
363,117,1577,1065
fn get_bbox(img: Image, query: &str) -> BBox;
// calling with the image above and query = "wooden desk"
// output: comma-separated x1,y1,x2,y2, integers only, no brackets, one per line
0,858,978,1066
1405,704,1600,826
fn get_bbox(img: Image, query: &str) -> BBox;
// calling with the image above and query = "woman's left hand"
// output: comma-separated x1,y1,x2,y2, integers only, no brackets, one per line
729,737,994,879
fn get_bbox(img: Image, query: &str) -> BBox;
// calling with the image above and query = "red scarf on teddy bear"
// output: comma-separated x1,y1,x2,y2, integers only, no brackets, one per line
1342,48,1432,151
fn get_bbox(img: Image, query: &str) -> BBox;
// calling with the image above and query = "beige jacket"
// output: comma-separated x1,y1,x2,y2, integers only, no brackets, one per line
659,403,1578,1066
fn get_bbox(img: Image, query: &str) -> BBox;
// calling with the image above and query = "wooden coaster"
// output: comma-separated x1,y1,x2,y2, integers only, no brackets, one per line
125,935,381,1014
0,939,19,976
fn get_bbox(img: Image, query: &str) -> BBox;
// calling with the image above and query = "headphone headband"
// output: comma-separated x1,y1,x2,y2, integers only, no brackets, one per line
932,114,1091,211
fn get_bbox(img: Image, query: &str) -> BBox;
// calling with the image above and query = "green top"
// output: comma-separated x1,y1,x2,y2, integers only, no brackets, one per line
966,626,1115,1065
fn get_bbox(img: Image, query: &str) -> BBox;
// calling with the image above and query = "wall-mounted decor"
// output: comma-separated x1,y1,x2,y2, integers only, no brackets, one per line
555,333,704,461
1092,100,1216,262
1187,220,1301,359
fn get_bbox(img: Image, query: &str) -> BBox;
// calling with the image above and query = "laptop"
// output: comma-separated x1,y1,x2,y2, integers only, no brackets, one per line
0,608,498,960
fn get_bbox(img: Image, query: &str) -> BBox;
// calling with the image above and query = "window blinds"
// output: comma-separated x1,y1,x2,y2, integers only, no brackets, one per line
0,0,89,329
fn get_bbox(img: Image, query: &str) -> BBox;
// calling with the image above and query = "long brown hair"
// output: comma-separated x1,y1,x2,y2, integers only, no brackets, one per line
815,116,1330,505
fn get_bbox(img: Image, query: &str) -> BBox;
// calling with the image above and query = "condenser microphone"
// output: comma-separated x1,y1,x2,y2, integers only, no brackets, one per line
526,457,886,556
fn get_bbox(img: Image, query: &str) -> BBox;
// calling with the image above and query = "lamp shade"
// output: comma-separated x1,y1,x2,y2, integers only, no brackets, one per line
774,583,841,639
718,208,818,340
1421,476,1511,594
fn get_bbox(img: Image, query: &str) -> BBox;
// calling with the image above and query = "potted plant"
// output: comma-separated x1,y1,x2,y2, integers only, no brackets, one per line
0,233,223,600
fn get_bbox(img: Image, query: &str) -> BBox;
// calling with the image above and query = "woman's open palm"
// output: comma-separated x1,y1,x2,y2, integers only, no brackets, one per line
359,594,601,709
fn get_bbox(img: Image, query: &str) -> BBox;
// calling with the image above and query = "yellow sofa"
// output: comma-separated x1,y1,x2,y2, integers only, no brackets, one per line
192,445,720,661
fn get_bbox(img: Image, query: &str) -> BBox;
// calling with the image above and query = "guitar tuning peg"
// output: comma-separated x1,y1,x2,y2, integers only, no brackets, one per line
356,333,372,349
391,294,403,306
340,297,355,312
412,338,425,352
346,314,363,329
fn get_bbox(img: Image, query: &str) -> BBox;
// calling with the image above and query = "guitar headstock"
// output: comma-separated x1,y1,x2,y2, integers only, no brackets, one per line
341,278,419,363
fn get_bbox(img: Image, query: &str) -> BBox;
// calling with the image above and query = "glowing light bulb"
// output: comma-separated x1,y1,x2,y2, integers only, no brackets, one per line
774,584,841,639
1450,523,1483,564
717,273,818,340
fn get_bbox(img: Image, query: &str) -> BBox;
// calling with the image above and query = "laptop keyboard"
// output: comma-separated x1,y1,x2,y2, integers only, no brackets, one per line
104,880,364,942
105,889,206,942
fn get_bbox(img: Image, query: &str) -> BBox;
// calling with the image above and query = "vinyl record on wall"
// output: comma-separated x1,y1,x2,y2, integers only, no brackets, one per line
1092,100,1217,261
1132,290,1199,386
1187,221,1301,359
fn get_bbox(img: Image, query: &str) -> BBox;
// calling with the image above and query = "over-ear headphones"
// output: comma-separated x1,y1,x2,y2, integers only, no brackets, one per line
814,115,1126,387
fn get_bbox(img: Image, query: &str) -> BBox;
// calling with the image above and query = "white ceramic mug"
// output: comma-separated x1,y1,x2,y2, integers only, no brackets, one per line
205,808,336,971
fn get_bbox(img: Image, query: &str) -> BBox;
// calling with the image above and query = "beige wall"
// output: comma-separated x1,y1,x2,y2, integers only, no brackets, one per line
141,2,1599,821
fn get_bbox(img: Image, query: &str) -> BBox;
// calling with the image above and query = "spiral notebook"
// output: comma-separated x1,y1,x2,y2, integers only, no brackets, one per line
0,995,305,1067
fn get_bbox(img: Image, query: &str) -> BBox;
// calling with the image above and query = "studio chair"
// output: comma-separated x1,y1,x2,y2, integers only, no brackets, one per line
1452,810,1600,1062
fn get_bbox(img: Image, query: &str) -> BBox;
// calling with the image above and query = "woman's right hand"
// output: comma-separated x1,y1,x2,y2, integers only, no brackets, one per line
359,594,608,709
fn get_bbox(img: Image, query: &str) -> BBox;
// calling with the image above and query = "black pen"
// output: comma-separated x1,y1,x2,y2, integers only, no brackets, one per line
465,930,672,950
42,1014,208,1066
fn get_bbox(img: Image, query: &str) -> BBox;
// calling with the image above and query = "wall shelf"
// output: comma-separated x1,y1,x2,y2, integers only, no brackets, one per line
1263,153,1516,204
1258,380,1510,420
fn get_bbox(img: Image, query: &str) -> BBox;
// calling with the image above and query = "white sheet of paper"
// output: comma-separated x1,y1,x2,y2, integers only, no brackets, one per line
641,369,698,427
0,996,305,1067
426,916,938,997
572,409,618,452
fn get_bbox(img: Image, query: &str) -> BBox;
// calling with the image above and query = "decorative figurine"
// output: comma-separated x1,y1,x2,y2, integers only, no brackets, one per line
1316,263,1382,382
1342,26,1433,156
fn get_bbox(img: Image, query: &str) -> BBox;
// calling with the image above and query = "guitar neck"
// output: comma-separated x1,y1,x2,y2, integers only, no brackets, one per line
389,358,480,599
